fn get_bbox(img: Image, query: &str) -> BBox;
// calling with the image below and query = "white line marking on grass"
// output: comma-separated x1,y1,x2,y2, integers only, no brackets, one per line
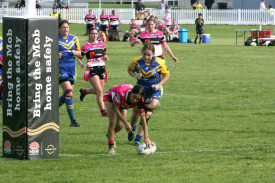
165,94,216,100
60,146,275,157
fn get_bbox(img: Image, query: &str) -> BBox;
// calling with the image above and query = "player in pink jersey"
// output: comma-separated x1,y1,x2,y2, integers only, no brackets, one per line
78,28,109,117
99,9,109,41
131,19,178,62
103,84,151,155
84,9,97,36
122,19,139,42
109,10,121,41
169,19,179,35
139,18,147,33
158,21,170,40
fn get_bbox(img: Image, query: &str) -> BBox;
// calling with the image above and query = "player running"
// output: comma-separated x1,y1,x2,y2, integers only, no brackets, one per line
99,9,109,41
78,28,108,117
131,19,178,62
58,20,81,127
84,9,97,36
109,10,121,41
104,84,151,155
128,44,170,145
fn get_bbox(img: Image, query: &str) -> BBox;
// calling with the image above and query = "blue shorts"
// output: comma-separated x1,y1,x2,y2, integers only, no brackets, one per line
145,87,162,101
59,69,75,83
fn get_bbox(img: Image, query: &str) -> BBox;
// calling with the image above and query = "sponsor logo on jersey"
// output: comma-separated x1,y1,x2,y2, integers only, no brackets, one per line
29,141,40,155
115,94,122,103
4,140,11,154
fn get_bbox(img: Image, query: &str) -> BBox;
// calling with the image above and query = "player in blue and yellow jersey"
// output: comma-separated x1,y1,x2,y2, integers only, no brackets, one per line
128,44,170,145
58,20,81,127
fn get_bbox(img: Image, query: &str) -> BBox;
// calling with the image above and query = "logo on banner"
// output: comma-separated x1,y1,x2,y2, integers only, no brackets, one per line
4,140,11,154
45,145,57,155
15,146,24,156
29,141,40,155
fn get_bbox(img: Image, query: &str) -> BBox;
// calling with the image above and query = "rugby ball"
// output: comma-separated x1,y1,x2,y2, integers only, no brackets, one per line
250,42,257,46
137,142,156,155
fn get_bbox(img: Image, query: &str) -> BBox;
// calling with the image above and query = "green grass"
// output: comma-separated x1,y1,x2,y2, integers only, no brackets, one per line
0,24,275,182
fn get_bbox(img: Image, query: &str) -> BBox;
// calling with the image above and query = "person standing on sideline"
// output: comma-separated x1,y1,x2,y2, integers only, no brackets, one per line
84,9,97,36
99,9,110,41
194,13,204,44
78,28,108,117
109,10,121,41
191,0,197,10
58,20,81,127
158,0,169,12
193,0,203,10
260,0,267,10
162,9,171,28
269,5,274,21
50,7,61,22
205,0,214,10
135,0,145,20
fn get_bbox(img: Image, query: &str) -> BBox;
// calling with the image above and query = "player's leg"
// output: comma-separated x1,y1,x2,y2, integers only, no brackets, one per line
134,98,159,145
105,26,109,41
116,27,120,41
194,32,199,44
60,81,80,127
128,107,139,141
106,101,116,154
115,108,127,133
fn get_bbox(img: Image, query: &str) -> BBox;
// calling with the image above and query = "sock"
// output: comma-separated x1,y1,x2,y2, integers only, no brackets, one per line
101,35,103,41
65,98,75,122
107,35,109,41
135,134,142,142
117,36,120,41
108,139,115,149
199,37,202,43
132,124,137,131
83,89,88,95
100,108,107,114
195,37,198,43
59,95,65,107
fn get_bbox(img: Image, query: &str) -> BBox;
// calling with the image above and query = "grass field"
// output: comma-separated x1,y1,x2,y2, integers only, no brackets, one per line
0,23,275,182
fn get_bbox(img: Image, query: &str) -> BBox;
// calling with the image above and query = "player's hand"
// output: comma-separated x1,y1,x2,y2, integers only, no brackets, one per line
59,53,63,58
135,73,142,79
136,39,141,44
172,56,178,62
144,138,152,148
71,50,77,56
103,55,108,62
81,64,86,69
152,84,160,91
125,122,133,133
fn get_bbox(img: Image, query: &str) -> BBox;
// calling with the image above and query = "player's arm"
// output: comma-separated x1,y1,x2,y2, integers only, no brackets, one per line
131,38,141,47
139,109,151,147
161,42,178,62
128,68,142,79
113,104,133,133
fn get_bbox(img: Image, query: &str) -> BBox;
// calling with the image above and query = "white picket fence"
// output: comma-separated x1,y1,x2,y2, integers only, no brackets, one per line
0,8,274,25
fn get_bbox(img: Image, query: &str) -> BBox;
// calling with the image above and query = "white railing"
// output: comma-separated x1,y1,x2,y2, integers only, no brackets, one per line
0,8,274,25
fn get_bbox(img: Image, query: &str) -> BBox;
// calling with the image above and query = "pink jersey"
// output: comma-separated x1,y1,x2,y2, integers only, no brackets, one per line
170,23,179,34
100,14,109,25
136,30,166,56
130,23,138,30
104,84,145,113
109,14,120,25
85,14,97,24
163,13,171,26
79,41,107,67
158,24,167,32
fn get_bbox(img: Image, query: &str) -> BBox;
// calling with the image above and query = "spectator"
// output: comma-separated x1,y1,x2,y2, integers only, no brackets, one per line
60,0,70,9
53,0,60,9
15,1,21,9
269,5,274,21
158,0,169,11
36,1,42,9
193,0,202,10
50,7,61,22
162,9,171,28
135,0,145,20
205,0,215,10
145,8,154,20
20,0,25,7
260,0,267,10
191,0,197,10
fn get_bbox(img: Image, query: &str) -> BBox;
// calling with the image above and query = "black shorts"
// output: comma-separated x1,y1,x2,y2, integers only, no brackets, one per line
59,77,75,85
110,25,118,31
196,29,204,34
90,66,106,80
87,24,94,30
100,25,108,32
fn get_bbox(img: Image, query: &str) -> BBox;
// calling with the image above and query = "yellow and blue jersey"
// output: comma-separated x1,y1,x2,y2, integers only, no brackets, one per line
129,56,169,89
59,34,80,81
0,37,3,56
